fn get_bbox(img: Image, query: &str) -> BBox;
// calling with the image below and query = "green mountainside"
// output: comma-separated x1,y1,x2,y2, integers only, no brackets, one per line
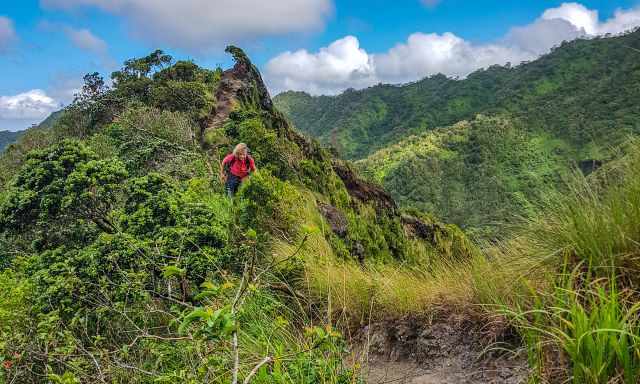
275,30,640,237
2,41,640,384
0,47,471,383
0,130,22,152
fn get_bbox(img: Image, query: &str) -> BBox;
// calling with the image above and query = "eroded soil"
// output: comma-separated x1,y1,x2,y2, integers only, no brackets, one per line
352,312,529,384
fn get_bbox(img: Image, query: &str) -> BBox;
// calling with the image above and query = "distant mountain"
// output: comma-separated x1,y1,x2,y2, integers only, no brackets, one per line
276,30,640,160
0,111,62,152
37,110,63,130
275,30,640,237
0,130,23,151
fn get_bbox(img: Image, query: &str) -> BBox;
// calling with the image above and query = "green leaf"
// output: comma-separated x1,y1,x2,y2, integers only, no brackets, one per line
200,281,216,290
162,265,186,279
178,307,208,334
193,289,218,301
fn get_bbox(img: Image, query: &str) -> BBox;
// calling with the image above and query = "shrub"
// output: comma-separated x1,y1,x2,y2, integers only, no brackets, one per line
0,140,127,250
106,107,200,176
236,171,304,240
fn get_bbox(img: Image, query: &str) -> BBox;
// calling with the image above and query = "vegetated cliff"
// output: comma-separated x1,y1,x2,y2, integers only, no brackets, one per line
0,46,473,383
195,45,465,262
275,29,640,237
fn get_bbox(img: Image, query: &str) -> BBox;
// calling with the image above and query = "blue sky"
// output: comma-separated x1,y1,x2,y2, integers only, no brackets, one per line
1,0,639,130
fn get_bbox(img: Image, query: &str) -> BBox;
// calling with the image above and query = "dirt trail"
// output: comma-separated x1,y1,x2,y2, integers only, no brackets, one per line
206,73,245,131
353,313,529,384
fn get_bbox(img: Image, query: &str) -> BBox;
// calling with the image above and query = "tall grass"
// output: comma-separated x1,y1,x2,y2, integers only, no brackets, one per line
304,258,473,323
524,145,640,280
493,141,640,383
282,141,640,382
502,269,640,384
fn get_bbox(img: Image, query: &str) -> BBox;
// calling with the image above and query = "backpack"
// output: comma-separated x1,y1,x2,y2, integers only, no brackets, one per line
224,154,252,176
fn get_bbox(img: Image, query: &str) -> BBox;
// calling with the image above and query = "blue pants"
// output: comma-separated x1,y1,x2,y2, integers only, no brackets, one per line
225,175,242,197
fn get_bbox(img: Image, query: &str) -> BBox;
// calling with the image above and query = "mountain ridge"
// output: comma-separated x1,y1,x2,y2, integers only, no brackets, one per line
275,30,640,236
275,30,640,159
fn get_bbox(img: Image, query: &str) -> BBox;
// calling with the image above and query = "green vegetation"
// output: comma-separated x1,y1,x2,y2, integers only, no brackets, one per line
491,142,640,383
276,30,640,237
357,115,567,237
3,35,640,383
309,141,640,384
0,47,467,383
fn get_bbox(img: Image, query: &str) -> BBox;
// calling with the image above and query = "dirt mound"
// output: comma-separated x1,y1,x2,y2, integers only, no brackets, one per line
353,313,529,384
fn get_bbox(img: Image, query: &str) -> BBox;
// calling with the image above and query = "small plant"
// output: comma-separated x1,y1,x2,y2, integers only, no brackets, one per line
503,268,640,384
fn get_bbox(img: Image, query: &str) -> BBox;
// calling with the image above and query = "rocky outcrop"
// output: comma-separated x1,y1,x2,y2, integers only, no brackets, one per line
332,161,397,214
318,202,348,237
357,313,529,384
202,46,274,139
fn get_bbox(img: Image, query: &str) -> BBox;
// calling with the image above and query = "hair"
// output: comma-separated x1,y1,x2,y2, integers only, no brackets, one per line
233,143,248,156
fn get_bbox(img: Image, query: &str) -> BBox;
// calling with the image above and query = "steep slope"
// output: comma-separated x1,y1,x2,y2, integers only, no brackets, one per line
276,30,640,237
0,47,477,383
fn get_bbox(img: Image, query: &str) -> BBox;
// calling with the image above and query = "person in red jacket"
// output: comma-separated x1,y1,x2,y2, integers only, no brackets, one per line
220,143,256,197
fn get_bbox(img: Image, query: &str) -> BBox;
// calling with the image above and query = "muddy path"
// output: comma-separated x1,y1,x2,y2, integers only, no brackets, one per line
351,313,529,384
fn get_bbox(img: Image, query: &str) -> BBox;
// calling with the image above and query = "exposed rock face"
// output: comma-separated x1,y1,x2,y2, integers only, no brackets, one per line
401,214,437,243
318,202,348,237
357,314,529,384
332,161,397,214
401,214,459,246
202,46,274,139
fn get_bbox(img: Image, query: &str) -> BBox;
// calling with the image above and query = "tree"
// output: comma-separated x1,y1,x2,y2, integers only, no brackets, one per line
111,49,173,84
74,72,108,103
0,140,127,239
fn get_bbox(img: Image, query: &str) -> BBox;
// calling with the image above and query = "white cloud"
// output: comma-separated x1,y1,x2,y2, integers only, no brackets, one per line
598,7,640,35
539,2,640,36
63,26,107,55
373,32,532,84
0,16,17,52
0,90,59,121
542,2,598,34
0,89,64,131
267,2,640,95
266,36,376,95
41,0,333,51
504,18,584,54
266,33,533,94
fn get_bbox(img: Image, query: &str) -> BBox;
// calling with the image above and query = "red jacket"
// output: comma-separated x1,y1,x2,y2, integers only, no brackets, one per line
222,154,256,179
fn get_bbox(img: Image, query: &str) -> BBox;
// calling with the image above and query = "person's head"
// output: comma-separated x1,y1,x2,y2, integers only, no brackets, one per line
233,143,248,160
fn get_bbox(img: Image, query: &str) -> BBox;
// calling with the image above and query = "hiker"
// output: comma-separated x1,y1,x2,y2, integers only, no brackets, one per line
220,143,256,197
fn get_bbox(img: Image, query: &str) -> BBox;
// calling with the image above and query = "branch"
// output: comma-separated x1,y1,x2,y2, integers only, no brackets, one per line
243,357,272,384
231,261,250,384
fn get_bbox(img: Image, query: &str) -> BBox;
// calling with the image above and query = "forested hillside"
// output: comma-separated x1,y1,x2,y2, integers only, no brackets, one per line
0,47,475,383
275,30,640,237
2,40,640,384
0,130,22,152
